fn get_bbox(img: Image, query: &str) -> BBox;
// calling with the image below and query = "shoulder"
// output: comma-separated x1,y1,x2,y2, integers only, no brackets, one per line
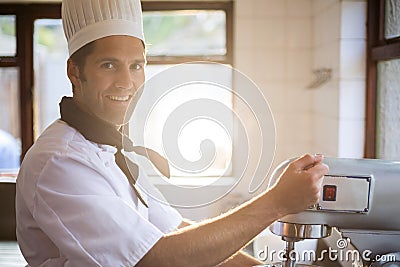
26,120,98,161
18,120,104,183
17,120,112,204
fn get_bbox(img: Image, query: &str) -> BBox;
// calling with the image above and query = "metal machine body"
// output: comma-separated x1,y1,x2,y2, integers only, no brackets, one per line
267,157,400,267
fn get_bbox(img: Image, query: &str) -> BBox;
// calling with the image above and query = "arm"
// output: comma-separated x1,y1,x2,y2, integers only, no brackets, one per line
179,219,263,266
137,154,328,267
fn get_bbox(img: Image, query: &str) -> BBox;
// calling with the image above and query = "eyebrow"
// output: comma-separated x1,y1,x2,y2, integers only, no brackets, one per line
95,57,146,64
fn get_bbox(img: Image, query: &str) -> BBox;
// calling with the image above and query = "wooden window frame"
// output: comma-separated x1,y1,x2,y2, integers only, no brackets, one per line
142,1,233,65
0,4,61,159
365,0,400,158
0,1,233,160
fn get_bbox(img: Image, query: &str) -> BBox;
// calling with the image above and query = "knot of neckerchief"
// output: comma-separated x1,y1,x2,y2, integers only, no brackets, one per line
59,96,170,208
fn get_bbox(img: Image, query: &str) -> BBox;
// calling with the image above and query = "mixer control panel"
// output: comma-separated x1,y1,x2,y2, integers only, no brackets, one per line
310,175,372,213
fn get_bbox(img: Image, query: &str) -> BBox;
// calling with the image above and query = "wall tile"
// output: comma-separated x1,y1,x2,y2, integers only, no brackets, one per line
253,48,286,82
311,79,339,118
254,0,286,17
254,18,286,48
286,82,314,113
313,1,341,47
339,39,366,79
313,10,327,46
284,112,313,142
313,42,340,70
339,79,366,120
275,110,313,163
287,0,312,17
287,18,312,48
313,114,339,156
341,1,367,39
312,0,339,15
323,2,341,44
273,113,288,141
235,0,255,19
313,10,338,47
338,118,365,158
273,113,291,149
259,81,288,113
313,13,322,45
234,18,256,49
286,49,312,82
234,48,256,80
285,139,314,159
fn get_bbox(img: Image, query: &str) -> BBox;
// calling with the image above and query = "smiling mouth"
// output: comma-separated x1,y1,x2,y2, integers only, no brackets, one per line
106,95,131,102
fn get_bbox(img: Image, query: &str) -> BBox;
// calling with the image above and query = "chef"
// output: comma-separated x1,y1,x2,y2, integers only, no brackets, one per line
16,0,329,266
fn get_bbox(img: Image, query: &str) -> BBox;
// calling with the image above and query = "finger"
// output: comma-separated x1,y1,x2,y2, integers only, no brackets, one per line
290,154,323,171
307,163,329,180
313,153,324,163
303,154,325,170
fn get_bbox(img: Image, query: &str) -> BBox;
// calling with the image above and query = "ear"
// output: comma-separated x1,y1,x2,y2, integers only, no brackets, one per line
67,59,82,90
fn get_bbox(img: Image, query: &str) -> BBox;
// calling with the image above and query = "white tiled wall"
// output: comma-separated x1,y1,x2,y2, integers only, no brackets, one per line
232,0,366,195
235,0,314,170
163,0,368,220
311,0,341,157
311,0,367,158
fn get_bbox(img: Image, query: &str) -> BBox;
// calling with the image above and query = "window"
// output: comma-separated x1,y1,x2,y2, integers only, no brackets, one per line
0,2,233,177
366,0,400,159
33,19,70,136
0,15,16,56
143,10,226,57
0,67,20,170
135,2,234,177
376,59,400,159
132,63,233,177
142,1,232,64
0,14,19,170
384,0,400,39
0,4,61,161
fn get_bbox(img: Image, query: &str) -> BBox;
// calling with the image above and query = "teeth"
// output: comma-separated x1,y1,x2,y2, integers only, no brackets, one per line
107,95,130,101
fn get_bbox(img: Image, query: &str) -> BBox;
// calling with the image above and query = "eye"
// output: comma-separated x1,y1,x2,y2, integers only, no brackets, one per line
101,62,114,69
131,63,144,71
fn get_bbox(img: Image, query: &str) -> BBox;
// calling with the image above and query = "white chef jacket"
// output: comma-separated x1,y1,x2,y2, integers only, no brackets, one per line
16,120,183,267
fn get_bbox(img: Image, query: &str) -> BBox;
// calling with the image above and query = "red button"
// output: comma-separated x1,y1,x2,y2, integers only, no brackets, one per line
323,185,337,201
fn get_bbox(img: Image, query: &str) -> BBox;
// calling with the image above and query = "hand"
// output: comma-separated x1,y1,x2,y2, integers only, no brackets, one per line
268,154,329,215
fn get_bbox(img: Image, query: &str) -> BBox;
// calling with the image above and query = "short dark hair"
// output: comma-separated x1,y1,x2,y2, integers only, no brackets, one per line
70,41,95,70
69,41,95,92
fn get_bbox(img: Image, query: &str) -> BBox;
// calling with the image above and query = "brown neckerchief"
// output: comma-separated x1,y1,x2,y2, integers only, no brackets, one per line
59,96,170,207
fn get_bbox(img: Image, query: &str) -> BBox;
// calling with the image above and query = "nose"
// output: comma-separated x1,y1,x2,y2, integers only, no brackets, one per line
114,66,134,90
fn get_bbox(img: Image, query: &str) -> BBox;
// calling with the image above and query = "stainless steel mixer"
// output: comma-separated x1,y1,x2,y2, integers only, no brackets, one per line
266,157,400,267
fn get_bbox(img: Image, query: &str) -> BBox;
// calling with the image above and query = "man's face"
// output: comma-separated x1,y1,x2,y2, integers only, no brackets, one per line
71,35,146,126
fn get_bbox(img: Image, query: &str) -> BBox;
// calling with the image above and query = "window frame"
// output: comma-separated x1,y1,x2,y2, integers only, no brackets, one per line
365,0,400,158
0,4,61,159
142,1,233,65
0,1,233,160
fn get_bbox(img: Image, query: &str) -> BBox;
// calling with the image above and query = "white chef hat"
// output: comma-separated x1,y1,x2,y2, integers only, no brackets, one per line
62,0,145,56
